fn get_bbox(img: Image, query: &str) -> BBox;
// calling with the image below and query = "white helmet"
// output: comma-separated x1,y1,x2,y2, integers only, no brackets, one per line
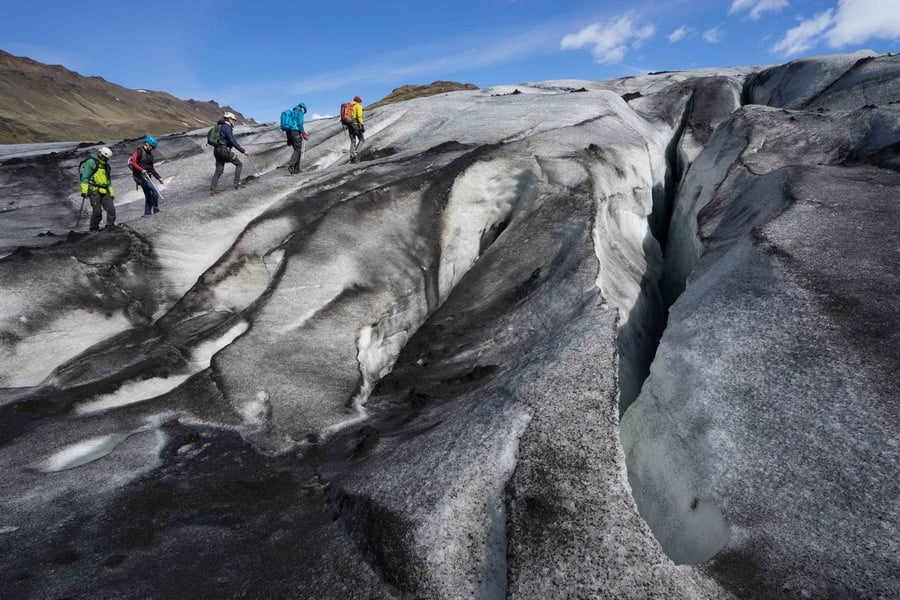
223,112,236,120
98,147,113,159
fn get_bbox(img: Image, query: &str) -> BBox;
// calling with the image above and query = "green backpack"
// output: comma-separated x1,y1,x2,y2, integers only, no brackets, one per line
206,124,221,146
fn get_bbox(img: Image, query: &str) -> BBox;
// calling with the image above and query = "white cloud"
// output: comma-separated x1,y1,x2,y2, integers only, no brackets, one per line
703,28,724,43
729,0,790,21
668,26,689,42
773,10,834,55
561,12,656,64
826,0,900,46
772,0,900,57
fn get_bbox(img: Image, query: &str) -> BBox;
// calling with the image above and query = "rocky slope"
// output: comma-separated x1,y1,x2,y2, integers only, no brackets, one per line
0,50,252,144
367,81,480,109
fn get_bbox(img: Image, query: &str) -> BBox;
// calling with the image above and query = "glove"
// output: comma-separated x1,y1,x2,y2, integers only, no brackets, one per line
359,124,365,133
81,193,87,199
301,132,309,141
156,176,164,184
80,183,89,196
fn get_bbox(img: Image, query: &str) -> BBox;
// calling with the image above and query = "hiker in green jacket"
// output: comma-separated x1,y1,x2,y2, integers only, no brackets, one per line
80,146,117,231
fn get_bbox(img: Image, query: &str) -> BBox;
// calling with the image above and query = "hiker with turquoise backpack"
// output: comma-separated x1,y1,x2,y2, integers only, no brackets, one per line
209,112,249,196
280,102,309,175
79,146,117,231
129,135,165,215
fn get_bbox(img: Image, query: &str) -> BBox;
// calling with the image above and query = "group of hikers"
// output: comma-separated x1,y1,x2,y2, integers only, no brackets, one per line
78,96,366,230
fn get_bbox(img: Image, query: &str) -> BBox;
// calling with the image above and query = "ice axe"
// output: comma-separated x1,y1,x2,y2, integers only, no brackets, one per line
144,173,165,201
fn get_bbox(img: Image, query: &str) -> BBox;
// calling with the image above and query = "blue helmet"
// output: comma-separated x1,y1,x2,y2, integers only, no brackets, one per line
143,135,158,149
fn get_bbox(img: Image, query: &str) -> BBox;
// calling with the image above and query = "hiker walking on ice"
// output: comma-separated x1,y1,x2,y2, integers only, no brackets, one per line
347,96,364,163
130,135,165,215
283,102,309,175
80,146,117,231
210,112,249,195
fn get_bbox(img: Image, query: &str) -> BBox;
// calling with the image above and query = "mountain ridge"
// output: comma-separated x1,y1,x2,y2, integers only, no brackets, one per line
0,50,253,144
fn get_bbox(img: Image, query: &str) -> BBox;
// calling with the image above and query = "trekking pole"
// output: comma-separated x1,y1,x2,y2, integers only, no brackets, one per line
145,174,165,201
245,154,262,178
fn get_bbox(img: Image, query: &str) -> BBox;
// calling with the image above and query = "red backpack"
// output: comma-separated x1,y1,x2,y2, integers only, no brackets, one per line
340,102,354,126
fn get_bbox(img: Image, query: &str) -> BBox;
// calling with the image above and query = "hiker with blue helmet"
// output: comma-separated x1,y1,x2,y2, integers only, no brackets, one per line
79,146,116,231
210,112,249,195
284,102,309,175
129,135,165,215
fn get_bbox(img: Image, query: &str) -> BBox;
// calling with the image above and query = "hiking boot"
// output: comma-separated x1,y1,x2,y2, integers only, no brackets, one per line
210,189,223,196
152,207,160,214
287,166,298,175
349,152,358,163
234,182,247,190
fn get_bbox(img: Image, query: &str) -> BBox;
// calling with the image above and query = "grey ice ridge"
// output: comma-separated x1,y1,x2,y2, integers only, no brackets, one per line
0,51,897,599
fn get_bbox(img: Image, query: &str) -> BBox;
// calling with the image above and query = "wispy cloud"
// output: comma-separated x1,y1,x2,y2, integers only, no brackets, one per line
772,10,834,55
206,21,567,119
826,0,900,46
668,26,689,42
703,28,724,43
560,12,656,63
772,0,900,56
729,0,790,21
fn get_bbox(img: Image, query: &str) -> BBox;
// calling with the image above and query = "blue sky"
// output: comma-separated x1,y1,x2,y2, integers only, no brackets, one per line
3,0,898,123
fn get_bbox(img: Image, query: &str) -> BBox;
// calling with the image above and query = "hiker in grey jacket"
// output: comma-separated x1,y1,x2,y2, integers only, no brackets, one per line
210,112,249,195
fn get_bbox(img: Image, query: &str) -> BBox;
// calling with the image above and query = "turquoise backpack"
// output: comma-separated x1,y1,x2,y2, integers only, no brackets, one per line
279,109,296,132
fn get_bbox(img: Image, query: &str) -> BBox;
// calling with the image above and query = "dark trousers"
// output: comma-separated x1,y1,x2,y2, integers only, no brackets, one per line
211,146,243,188
287,130,304,169
88,191,115,230
348,125,364,154
133,173,159,214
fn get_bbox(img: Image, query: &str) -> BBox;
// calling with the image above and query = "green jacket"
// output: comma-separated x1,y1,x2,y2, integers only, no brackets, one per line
79,153,115,196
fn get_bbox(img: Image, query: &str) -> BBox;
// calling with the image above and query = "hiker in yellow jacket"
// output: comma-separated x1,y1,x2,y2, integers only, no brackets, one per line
79,146,117,231
348,96,365,163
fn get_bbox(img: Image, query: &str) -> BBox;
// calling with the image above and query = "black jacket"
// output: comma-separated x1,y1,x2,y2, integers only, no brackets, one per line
130,147,161,179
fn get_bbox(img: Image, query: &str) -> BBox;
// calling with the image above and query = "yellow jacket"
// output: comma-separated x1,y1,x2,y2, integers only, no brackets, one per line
79,154,115,197
352,101,364,126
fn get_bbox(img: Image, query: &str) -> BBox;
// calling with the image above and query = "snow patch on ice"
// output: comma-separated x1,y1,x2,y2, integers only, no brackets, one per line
189,320,249,366
352,322,409,411
152,205,278,300
39,433,131,472
74,374,193,414
238,390,271,426
439,160,538,301
0,309,132,388
75,320,249,414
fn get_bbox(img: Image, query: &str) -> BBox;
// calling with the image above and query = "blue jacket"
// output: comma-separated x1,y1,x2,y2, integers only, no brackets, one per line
217,119,245,153
286,103,307,132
